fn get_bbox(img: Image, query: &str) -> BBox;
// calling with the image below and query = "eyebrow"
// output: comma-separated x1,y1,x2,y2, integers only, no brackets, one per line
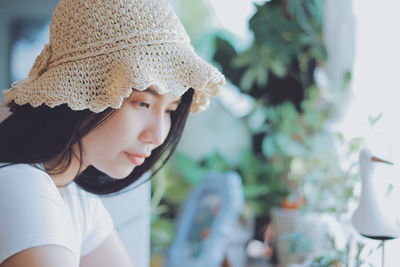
143,88,181,105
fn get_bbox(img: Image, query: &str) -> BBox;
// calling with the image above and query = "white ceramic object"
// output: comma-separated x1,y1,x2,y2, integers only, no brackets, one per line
351,148,400,239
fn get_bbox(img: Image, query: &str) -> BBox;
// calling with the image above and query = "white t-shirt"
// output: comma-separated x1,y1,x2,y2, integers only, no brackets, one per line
0,163,114,266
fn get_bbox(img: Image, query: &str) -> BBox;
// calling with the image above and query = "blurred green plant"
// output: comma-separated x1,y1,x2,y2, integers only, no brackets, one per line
213,0,326,106
258,85,363,213
151,0,362,255
283,230,375,266
211,0,328,213
307,233,375,267
212,0,362,214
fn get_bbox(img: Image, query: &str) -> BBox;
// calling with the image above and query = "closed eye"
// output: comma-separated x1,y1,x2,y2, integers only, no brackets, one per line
134,101,150,109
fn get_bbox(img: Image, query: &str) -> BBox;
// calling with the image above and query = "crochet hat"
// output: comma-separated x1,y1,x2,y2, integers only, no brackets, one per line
1,0,225,113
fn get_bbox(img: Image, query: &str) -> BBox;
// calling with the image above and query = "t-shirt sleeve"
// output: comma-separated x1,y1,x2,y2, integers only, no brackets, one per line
0,164,78,264
80,192,114,257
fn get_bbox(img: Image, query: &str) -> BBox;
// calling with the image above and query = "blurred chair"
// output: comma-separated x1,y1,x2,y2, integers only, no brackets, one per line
165,171,244,267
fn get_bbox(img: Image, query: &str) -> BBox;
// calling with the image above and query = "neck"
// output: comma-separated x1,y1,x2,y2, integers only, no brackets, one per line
44,151,88,191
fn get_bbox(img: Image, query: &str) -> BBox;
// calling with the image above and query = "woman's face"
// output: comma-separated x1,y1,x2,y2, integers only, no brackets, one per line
79,88,181,179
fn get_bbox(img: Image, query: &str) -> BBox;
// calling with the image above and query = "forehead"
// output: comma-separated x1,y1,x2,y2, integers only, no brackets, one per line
131,87,181,103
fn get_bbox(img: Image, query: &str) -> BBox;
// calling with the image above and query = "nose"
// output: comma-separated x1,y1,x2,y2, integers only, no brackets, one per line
139,111,169,147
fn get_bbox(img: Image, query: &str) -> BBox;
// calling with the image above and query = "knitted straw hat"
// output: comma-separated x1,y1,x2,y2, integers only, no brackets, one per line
1,0,225,113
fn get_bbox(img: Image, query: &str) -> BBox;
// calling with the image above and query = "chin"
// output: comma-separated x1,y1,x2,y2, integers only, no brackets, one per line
112,168,135,179
101,165,135,180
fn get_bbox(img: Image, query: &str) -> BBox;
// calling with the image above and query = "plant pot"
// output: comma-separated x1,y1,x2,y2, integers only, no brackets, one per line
270,207,341,267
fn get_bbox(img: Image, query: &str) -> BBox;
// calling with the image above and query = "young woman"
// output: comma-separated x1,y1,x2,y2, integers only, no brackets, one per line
0,0,225,266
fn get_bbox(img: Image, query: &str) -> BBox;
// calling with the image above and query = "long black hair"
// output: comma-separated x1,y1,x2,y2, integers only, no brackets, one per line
0,88,194,195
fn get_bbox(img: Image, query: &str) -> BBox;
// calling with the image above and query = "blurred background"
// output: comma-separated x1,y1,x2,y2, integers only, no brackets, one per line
2,0,400,266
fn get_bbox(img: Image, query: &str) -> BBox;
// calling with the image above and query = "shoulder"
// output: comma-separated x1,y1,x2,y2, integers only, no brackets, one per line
0,163,52,183
0,163,78,264
0,163,58,198
0,163,59,201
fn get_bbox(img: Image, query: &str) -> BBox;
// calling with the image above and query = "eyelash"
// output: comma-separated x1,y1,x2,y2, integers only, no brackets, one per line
134,101,176,114
137,101,150,109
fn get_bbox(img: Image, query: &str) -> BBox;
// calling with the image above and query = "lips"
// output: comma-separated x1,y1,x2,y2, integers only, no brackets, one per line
125,152,148,166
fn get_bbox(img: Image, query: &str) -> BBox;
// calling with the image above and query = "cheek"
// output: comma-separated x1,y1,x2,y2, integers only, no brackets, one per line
80,130,115,166
81,112,136,159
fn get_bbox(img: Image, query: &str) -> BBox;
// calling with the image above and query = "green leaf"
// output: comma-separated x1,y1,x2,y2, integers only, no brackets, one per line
262,136,277,157
368,113,383,127
174,153,204,185
348,137,364,152
240,66,259,91
239,149,260,185
275,133,307,157
256,64,269,87
244,184,271,198
151,218,175,251
341,71,352,91
270,60,287,77
232,52,254,68
259,44,271,68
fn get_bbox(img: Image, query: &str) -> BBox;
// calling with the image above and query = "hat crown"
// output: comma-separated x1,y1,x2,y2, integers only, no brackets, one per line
2,0,225,113
50,0,189,58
